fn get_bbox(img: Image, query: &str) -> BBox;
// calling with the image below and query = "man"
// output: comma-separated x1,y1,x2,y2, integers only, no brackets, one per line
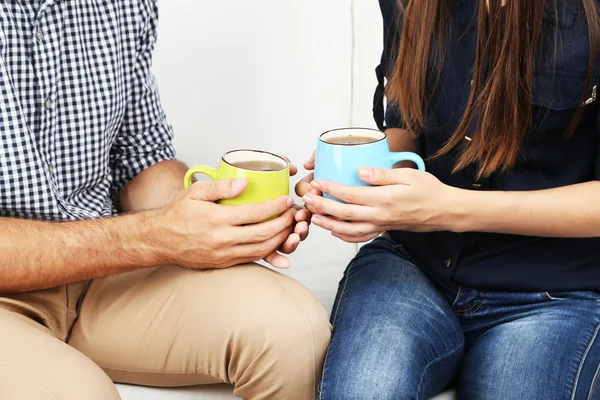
0,1,331,399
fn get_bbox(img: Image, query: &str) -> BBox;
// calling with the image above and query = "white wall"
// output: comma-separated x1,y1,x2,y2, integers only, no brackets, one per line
152,0,383,270
352,0,384,128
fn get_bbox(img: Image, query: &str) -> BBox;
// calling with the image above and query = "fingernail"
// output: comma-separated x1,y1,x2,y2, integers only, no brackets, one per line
232,179,246,192
311,180,322,190
358,168,373,180
312,216,322,225
286,197,294,207
303,194,314,205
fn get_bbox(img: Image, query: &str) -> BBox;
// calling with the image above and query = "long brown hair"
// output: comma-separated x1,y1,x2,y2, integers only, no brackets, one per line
388,0,600,179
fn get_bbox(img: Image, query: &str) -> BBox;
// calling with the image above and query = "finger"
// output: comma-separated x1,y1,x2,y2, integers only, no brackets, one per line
303,151,316,170
227,196,294,226
357,167,417,186
293,221,310,242
332,231,381,244
264,252,291,269
190,179,247,202
232,228,291,267
310,180,376,205
303,193,375,222
294,172,314,197
279,232,302,254
233,208,296,244
294,208,311,224
311,215,379,238
280,155,298,177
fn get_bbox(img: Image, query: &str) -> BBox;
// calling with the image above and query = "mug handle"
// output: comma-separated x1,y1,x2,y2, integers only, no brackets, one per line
389,152,426,171
184,166,218,189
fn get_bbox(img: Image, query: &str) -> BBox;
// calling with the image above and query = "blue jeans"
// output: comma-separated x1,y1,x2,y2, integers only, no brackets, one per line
319,237,600,400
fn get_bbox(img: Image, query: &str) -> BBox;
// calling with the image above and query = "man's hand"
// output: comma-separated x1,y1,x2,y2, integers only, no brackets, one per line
154,178,301,270
268,156,311,267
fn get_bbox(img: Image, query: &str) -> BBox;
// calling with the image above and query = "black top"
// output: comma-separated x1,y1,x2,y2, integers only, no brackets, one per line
375,0,600,292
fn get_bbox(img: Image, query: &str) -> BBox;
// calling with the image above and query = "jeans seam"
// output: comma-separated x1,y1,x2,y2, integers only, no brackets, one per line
452,286,463,308
330,262,356,330
416,344,464,400
455,292,490,316
318,261,356,399
587,362,600,400
571,322,600,400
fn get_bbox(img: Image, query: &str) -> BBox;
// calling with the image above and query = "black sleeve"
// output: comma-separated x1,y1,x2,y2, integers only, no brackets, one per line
374,0,404,131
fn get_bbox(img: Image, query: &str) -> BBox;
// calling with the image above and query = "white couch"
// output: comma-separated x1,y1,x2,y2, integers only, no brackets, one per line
115,0,457,398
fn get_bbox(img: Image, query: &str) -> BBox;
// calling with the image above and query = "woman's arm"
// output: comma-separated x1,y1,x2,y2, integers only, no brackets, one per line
303,168,600,243
456,180,600,238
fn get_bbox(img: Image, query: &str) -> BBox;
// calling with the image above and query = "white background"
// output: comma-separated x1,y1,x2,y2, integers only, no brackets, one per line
152,0,383,272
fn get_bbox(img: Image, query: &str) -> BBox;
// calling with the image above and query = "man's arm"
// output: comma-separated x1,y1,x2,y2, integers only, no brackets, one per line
1,159,188,293
0,213,159,293
114,160,189,212
0,180,297,293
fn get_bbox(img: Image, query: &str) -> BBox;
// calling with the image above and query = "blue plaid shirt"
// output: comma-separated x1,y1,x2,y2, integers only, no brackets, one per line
0,0,176,221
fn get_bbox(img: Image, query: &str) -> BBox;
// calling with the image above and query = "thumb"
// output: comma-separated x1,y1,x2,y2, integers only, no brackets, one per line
304,151,315,170
189,179,247,202
358,168,407,186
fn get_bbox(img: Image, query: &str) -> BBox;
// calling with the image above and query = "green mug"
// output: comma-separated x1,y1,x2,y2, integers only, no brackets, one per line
184,150,290,206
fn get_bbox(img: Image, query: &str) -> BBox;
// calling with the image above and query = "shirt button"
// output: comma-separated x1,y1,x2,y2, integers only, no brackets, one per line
47,165,53,174
35,29,44,41
445,259,452,268
44,99,53,109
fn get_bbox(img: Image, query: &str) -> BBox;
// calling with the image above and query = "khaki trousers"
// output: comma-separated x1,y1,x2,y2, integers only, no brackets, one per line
0,264,331,400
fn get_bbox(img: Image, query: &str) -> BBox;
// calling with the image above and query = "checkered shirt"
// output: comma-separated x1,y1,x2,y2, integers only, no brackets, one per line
0,0,176,221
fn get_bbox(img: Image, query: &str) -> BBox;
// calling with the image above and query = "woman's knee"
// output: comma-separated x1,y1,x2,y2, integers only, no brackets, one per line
319,329,462,400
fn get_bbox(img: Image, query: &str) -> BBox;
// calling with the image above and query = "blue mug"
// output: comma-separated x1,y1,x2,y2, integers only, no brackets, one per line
314,128,426,200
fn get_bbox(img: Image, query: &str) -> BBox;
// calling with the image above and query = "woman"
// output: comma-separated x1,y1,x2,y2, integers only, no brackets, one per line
301,0,600,398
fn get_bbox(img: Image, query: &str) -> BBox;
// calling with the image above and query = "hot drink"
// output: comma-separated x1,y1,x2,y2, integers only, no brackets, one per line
325,136,378,145
230,160,285,172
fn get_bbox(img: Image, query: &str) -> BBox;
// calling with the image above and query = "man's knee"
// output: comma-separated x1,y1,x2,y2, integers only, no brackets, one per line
219,266,331,398
229,267,331,367
0,359,119,400
0,309,120,400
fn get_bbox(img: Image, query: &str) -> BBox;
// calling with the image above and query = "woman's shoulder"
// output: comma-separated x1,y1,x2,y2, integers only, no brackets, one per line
379,0,400,18
379,0,401,30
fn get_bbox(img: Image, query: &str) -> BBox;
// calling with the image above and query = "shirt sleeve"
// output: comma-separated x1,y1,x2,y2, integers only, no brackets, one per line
109,0,176,197
374,0,404,131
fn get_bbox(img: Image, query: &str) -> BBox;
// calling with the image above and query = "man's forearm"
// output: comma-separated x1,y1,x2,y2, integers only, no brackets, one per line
0,213,162,293
0,160,187,293
116,160,189,213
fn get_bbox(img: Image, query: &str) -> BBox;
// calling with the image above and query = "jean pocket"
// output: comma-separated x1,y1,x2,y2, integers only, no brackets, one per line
542,291,600,302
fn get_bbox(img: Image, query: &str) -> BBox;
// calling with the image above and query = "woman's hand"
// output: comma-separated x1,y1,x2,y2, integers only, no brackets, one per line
302,167,461,243
294,151,321,214
295,151,315,197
